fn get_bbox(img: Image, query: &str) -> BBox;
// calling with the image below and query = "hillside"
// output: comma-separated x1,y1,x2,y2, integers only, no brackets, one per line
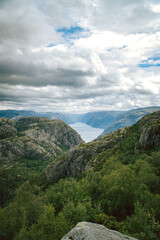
46,126,129,181
101,107,160,135
46,109,160,181
0,111,160,240
0,117,83,206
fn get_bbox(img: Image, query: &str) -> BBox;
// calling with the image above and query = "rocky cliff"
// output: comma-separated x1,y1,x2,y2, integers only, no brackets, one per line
46,127,129,181
46,110,160,182
137,110,160,149
61,222,138,240
0,117,84,163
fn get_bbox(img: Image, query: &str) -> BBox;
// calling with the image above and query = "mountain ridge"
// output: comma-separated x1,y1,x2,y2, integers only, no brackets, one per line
1,107,160,137
46,110,160,182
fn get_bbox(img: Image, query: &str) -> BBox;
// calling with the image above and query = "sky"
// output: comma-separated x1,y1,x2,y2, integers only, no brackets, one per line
0,0,160,113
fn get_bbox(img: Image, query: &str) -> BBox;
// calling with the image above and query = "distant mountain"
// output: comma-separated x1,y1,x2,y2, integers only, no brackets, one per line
0,110,38,119
101,107,160,136
78,111,123,129
0,110,123,129
1,107,160,137
0,110,74,124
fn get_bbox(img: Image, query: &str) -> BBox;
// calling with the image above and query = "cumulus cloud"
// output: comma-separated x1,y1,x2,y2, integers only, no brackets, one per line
0,0,160,112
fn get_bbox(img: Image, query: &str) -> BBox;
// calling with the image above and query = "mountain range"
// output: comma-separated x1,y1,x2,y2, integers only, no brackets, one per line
1,107,160,137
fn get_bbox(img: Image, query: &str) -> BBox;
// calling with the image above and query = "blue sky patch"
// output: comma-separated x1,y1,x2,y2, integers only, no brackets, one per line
57,26,84,34
138,56,160,68
46,43,56,48
57,26,86,41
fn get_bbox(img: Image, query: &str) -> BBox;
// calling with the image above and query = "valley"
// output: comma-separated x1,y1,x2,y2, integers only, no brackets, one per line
69,122,103,142
0,110,160,240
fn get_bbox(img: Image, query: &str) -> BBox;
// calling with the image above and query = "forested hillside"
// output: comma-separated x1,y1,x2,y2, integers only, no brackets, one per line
0,117,83,206
0,111,160,240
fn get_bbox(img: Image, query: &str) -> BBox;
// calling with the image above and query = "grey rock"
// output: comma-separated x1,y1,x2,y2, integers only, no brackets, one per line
61,222,138,240
46,127,129,181
0,117,84,163
137,110,160,149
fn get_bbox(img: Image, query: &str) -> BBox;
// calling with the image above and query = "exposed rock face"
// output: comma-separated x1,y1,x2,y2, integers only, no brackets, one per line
46,127,129,181
61,222,138,240
137,110,160,149
0,117,84,163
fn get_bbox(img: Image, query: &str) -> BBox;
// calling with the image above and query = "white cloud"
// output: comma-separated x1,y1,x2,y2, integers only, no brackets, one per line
0,0,160,112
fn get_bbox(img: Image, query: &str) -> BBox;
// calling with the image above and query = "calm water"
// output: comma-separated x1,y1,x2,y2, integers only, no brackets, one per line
69,122,104,143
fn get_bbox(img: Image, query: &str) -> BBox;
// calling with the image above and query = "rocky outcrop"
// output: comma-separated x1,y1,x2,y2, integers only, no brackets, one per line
61,222,137,240
0,117,84,163
46,127,129,181
137,110,160,149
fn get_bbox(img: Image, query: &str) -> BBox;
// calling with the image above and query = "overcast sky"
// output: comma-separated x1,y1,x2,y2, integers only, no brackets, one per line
0,0,160,113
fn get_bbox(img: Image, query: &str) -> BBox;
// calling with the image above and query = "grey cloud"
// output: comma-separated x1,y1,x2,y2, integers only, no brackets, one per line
0,65,92,87
0,0,58,46
0,0,160,112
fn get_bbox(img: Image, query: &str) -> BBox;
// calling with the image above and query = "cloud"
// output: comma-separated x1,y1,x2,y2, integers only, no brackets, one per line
0,0,160,112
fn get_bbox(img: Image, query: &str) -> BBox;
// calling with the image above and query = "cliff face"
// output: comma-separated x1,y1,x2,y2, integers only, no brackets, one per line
46,110,160,182
137,110,160,149
0,117,84,163
61,222,138,240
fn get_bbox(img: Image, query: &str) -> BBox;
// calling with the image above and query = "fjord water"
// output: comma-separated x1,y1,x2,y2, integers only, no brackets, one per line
69,122,104,142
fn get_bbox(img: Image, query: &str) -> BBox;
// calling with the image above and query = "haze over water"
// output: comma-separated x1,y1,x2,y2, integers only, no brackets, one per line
69,122,104,143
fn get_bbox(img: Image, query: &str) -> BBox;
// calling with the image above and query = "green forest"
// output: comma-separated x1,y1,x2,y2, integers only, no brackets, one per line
0,113,160,240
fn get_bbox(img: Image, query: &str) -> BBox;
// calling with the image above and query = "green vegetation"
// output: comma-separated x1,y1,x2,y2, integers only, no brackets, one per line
0,112,160,240
0,158,52,207
1,149,160,239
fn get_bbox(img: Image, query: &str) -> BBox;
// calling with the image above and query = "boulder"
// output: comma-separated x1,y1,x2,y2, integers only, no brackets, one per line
61,222,138,240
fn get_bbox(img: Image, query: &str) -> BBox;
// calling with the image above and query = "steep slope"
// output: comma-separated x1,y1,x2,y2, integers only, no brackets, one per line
101,106,160,135
46,110,160,182
0,117,84,163
79,111,123,129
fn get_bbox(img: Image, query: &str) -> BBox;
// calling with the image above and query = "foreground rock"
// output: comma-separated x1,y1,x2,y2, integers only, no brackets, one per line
61,222,137,240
